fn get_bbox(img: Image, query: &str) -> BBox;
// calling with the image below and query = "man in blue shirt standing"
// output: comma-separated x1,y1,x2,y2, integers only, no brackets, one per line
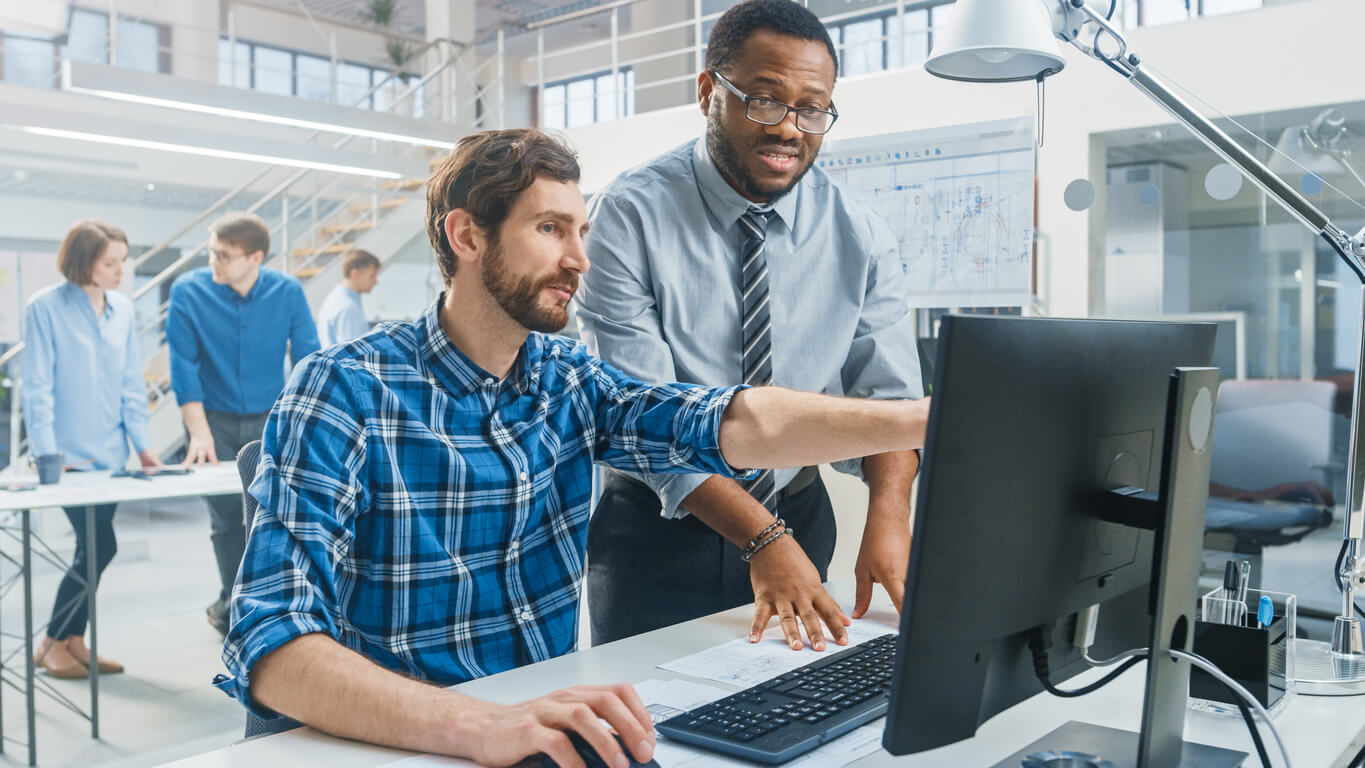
577,0,923,645
316,248,380,347
216,128,930,768
166,211,320,635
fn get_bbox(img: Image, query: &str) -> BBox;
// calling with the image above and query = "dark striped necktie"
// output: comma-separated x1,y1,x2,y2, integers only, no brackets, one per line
739,207,776,512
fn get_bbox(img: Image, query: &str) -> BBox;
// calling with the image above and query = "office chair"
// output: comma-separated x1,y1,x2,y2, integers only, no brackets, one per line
235,439,304,740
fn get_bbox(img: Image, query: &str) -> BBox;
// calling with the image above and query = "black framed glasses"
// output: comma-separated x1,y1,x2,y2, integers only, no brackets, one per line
711,71,838,135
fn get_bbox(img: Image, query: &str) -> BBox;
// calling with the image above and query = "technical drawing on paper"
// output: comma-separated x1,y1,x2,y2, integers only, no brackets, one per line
818,117,1036,308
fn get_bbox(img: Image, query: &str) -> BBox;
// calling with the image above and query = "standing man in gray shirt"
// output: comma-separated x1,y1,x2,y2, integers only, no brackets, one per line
576,0,923,645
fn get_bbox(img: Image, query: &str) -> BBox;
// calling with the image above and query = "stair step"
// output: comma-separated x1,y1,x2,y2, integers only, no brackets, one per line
320,220,376,236
429,152,453,169
291,242,350,258
378,177,426,192
345,198,407,214
294,266,324,279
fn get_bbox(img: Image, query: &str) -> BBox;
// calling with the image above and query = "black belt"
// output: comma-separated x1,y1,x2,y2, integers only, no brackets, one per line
775,465,819,504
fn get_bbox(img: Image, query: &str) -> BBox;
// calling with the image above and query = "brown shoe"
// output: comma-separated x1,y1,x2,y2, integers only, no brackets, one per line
92,657,124,674
37,655,88,679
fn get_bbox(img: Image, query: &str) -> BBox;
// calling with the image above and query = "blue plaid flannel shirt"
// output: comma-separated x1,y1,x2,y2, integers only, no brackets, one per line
215,299,750,717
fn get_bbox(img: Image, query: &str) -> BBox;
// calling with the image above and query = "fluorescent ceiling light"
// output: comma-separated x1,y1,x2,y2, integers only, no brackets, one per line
63,61,456,150
3,105,427,180
17,127,404,179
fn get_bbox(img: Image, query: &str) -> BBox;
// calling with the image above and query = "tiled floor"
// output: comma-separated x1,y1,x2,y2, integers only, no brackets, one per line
0,498,242,767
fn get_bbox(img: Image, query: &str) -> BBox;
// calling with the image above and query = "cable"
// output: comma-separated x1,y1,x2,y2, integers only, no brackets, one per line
1171,649,1292,768
1235,697,1273,768
1028,627,1145,698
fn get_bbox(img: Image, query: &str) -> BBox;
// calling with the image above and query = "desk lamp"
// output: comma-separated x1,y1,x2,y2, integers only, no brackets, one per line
924,0,1365,694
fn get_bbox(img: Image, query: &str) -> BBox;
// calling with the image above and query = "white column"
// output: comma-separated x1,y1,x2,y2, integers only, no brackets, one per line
425,0,477,131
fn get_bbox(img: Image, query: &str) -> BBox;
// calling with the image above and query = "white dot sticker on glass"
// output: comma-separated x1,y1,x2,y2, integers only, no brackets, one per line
1204,164,1243,201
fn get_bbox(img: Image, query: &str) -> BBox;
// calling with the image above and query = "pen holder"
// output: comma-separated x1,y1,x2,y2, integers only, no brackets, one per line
1190,587,1296,715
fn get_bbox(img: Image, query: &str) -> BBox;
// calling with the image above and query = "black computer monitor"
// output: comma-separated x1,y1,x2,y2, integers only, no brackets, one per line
883,316,1242,766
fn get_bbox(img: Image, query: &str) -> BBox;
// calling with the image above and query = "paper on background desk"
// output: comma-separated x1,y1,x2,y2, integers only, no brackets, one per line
656,618,898,689
374,676,883,768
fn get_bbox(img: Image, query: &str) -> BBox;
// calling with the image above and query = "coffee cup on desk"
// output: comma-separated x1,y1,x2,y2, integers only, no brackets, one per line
35,454,63,485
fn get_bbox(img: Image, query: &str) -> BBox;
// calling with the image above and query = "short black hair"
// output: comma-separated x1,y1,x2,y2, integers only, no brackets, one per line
705,0,838,77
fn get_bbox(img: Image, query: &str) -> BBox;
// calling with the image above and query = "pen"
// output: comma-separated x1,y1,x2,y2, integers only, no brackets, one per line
1235,560,1251,626
1257,595,1274,630
1222,560,1238,625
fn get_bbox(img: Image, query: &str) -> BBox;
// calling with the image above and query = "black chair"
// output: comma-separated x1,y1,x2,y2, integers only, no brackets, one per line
235,439,303,740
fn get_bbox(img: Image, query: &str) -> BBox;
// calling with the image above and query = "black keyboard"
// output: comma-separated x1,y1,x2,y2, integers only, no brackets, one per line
656,633,897,764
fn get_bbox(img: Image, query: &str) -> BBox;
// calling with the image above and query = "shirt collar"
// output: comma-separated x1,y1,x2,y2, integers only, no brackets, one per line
342,285,362,302
218,269,264,303
691,137,799,233
417,296,540,399
61,280,113,320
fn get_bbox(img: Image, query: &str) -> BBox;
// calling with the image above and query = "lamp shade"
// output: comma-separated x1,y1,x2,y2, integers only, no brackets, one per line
925,0,1067,83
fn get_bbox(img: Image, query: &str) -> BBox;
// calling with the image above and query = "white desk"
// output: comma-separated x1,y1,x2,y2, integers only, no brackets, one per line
0,465,242,766
156,581,1365,768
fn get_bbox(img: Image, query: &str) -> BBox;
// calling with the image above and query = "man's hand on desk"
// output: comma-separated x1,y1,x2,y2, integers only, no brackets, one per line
748,533,850,651
463,683,655,767
852,500,911,618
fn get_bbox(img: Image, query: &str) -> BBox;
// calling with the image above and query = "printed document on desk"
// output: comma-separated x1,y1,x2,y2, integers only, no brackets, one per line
656,617,898,689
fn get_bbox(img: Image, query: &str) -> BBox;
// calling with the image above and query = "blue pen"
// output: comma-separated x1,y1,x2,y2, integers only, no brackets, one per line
1257,595,1274,630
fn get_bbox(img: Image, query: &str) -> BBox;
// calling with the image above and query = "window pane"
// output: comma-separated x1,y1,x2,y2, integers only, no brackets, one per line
543,84,566,131
65,9,107,65
412,78,425,118
596,72,617,122
253,45,292,95
2,35,56,89
623,70,635,117
930,3,954,39
1140,0,1193,26
900,9,929,69
115,18,159,73
337,62,372,108
296,53,331,102
842,18,884,77
374,72,391,112
567,78,594,128
1202,0,1261,15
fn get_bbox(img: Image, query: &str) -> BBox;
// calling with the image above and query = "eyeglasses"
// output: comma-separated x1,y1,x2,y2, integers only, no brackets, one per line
710,72,838,135
208,248,244,262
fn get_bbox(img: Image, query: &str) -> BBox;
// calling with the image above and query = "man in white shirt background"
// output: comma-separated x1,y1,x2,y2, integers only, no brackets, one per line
317,249,380,347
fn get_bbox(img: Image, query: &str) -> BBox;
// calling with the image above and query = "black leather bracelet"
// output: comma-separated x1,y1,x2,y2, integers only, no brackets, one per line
743,517,784,554
741,523,793,563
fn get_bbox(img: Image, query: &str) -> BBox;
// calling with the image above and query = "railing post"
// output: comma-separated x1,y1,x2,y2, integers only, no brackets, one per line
497,29,506,129
329,33,338,104
108,0,118,67
228,6,238,86
895,0,905,69
694,0,703,74
537,28,546,129
610,7,620,120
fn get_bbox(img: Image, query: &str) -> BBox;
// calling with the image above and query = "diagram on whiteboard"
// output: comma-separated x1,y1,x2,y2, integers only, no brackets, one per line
818,116,1036,308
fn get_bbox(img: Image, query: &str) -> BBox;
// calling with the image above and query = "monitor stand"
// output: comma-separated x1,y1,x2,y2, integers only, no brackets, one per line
992,367,1245,768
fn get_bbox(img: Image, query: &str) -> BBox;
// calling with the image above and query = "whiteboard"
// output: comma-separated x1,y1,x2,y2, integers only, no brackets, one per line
818,116,1036,308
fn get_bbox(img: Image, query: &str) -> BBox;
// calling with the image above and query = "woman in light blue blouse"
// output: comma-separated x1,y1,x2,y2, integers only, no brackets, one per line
21,220,162,678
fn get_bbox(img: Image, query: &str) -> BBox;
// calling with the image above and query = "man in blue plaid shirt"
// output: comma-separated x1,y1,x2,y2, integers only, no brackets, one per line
216,128,930,768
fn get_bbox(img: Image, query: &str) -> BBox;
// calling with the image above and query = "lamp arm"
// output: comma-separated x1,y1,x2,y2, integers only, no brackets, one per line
1058,0,1365,650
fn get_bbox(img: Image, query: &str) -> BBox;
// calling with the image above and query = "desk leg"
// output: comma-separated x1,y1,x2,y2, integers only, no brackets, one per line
86,505,98,740
23,510,35,766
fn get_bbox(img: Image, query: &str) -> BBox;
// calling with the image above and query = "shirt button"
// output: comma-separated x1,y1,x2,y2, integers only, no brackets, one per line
485,377,496,386
510,539,520,552
519,471,529,482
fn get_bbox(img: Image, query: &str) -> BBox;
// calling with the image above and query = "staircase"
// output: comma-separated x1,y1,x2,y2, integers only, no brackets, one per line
1,39,497,469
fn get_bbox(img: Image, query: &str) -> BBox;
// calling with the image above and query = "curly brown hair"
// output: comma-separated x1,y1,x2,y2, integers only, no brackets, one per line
425,128,580,281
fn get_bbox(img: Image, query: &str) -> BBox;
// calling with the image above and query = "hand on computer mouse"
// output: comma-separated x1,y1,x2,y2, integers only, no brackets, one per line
538,730,661,768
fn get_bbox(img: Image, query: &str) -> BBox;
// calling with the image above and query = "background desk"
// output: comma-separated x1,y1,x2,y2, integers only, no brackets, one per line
0,464,242,766
158,581,1365,768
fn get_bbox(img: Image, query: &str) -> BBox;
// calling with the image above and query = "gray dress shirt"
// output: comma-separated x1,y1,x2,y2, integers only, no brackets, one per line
577,138,923,519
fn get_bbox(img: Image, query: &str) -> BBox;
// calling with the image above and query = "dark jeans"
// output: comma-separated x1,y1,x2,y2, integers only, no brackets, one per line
587,470,836,645
205,409,270,602
48,504,117,640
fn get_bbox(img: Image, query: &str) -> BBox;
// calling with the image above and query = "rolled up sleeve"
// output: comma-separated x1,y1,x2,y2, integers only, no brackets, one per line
215,354,367,719
166,281,205,406
19,302,59,457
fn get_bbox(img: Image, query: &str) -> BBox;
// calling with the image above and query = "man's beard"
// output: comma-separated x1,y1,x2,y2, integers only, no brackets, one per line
706,108,815,202
481,238,577,333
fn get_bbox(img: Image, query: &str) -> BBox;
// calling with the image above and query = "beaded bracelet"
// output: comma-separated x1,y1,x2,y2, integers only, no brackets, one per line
741,520,793,563
743,517,785,553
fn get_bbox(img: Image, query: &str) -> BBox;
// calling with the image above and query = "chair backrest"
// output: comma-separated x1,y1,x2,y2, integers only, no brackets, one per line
237,439,262,530
1210,379,1335,491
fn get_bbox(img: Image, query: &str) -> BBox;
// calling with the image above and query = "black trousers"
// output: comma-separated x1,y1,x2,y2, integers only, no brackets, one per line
587,470,836,645
204,409,270,601
48,504,117,640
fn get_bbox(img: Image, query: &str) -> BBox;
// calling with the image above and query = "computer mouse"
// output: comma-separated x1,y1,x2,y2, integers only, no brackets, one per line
538,729,661,768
